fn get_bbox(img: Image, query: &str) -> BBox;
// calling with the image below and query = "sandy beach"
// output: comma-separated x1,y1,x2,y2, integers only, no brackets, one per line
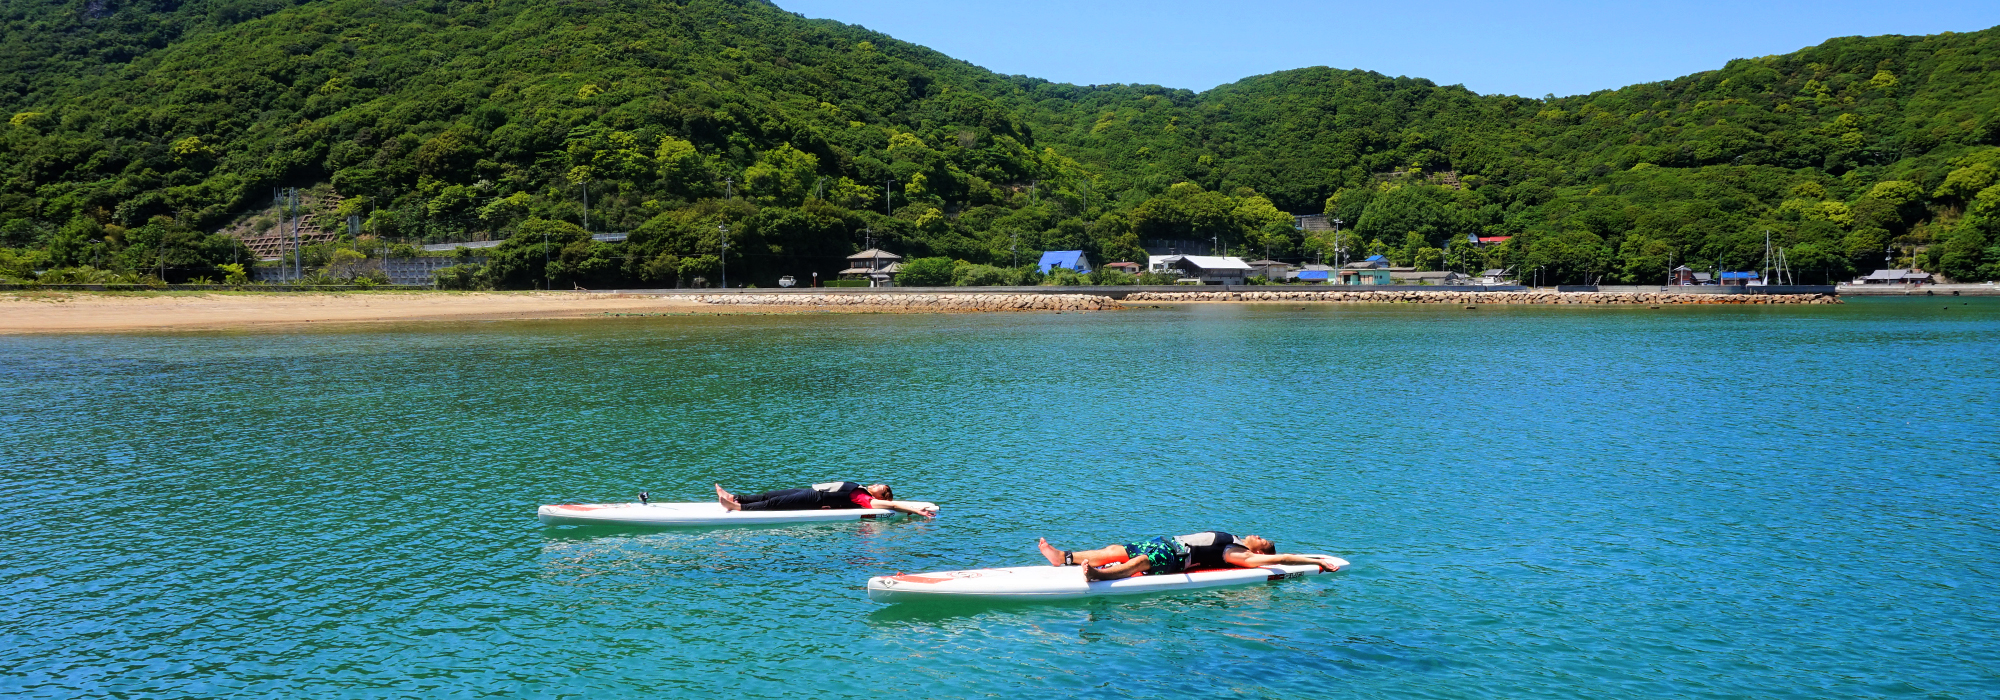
0,292,734,334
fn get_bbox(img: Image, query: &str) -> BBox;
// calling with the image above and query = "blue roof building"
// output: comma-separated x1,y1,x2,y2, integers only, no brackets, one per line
1038,250,1094,274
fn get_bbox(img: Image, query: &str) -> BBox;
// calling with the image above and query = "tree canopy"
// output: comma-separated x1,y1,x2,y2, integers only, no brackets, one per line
3,0,1998,285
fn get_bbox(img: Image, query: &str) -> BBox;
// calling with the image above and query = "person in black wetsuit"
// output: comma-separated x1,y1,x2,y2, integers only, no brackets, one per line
714,482,938,516
1036,531,1339,581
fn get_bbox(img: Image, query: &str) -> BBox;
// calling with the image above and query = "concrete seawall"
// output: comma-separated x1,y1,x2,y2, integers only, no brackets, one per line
685,290,1839,310
691,293,1120,311
1124,290,1840,305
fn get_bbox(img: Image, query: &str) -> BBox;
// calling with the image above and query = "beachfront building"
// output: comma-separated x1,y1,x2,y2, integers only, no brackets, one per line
1858,269,1933,285
1338,261,1392,285
1102,262,1141,275
1165,255,1252,284
1292,263,1335,283
1399,271,1471,285
1479,268,1513,285
1718,271,1761,286
1038,250,1094,274
1244,259,1289,281
841,248,903,287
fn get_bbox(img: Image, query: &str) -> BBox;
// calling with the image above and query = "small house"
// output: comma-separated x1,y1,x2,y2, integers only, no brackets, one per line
1670,265,1698,286
1170,255,1252,284
1406,271,1471,285
1244,259,1289,281
841,248,903,287
1295,270,1330,284
1338,261,1392,285
1479,268,1513,285
1718,271,1761,286
1102,262,1142,275
1859,269,1933,285
1038,250,1094,274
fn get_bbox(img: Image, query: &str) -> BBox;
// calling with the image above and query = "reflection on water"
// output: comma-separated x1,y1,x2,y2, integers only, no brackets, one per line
2,301,1997,698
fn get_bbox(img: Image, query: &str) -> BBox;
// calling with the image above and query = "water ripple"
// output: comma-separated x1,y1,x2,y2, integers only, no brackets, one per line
1,300,1995,698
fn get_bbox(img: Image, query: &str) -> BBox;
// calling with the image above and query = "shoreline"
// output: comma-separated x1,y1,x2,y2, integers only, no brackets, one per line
1,289,1846,335
0,291,729,334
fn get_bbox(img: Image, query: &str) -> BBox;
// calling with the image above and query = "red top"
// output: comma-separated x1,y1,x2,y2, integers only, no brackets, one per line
850,491,875,508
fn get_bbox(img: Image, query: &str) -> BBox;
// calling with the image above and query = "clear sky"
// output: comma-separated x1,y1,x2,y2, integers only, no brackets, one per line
774,1,2000,98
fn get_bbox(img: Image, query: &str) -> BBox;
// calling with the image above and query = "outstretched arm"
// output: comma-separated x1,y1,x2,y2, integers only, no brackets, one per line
1225,550,1341,571
872,499,939,517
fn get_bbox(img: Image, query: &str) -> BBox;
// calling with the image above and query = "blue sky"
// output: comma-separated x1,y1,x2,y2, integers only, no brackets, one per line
775,1,2000,97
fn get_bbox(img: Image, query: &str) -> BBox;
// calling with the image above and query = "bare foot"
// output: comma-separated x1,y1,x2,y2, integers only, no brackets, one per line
1037,537,1067,566
716,484,741,511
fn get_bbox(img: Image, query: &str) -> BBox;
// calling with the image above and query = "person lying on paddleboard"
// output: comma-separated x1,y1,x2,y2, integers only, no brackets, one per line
715,482,939,517
1037,531,1340,581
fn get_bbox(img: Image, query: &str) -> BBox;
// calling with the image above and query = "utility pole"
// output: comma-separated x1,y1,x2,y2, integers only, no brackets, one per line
718,224,729,288
1332,218,1344,269
885,179,894,216
290,188,302,282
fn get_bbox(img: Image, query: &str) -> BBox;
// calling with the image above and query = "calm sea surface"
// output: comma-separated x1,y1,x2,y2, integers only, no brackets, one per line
2,299,1996,699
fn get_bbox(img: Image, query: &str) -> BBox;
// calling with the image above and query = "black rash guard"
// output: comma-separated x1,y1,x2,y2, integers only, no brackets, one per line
1173,531,1246,570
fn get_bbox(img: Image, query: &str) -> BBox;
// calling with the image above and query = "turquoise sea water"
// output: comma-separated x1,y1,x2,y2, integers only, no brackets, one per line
2,299,1996,698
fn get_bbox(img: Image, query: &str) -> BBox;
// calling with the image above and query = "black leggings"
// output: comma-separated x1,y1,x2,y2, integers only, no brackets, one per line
737,488,829,511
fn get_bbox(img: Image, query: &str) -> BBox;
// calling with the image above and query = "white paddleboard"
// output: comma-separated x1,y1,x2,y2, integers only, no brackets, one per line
866,557,1347,603
537,501,897,526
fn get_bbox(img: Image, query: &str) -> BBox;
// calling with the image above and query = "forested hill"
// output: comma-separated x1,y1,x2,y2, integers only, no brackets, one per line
4,0,2000,288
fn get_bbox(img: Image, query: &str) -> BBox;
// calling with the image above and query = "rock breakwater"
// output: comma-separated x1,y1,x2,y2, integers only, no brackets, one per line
692,293,1121,311
1125,290,1840,305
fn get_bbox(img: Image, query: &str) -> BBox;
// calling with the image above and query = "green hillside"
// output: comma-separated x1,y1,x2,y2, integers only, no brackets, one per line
3,0,1999,286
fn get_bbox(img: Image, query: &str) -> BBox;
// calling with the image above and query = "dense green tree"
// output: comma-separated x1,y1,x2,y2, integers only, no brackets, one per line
2,0,1999,284
895,256,955,286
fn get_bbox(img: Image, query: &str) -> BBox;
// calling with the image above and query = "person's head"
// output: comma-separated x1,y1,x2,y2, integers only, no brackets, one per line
1241,535,1277,555
866,483,894,500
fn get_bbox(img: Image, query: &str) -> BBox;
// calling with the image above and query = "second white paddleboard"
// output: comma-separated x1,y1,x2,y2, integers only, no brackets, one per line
537,502,897,526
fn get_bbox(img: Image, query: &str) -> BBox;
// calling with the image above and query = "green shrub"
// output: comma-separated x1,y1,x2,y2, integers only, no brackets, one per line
896,257,956,286
1088,268,1137,285
434,264,492,290
1043,267,1087,286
